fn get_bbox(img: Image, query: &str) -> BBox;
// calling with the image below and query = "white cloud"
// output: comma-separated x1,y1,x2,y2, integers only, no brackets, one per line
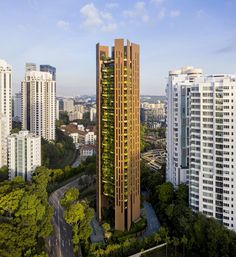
150,0,165,5
123,1,150,23
26,0,38,9
170,10,180,17
157,8,165,20
80,3,117,32
106,2,119,9
142,14,150,22
101,11,113,20
80,3,103,27
136,1,145,9
101,23,117,32
57,20,70,31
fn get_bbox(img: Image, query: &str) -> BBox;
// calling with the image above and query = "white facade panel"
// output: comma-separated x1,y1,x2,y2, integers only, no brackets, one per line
21,70,56,140
166,68,236,232
8,130,41,181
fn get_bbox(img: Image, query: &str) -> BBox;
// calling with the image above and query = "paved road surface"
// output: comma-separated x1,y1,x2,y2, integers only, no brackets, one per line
90,216,104,244
72,151,80,168
47,177,81,257
142,201,160,237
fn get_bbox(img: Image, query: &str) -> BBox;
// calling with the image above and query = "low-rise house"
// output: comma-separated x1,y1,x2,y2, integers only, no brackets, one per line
77,124,85,131
80,145,96,161
85,131,96,145
60,123,96,149
60,123,86,149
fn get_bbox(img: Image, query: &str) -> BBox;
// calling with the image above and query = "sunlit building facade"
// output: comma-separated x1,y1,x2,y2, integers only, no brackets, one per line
189,74,236,231
0,59,12,167
96,39,140,231
21,69,56,140
8,130,41,181
166,67,203,185
166,67,236,231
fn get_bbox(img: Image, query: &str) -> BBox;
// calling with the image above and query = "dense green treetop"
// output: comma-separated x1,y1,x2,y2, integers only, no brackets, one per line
41,128,76,169
149,181,236,257
61,187,80,208
62,187,94,253
0,166,8,182
0,167,53,257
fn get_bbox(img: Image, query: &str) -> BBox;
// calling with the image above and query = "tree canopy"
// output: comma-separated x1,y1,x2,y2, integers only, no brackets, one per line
149,181,236,257
60,187,79,208
41,128,76,169
0,166,8,182
0,167,53,257
62,187,94,253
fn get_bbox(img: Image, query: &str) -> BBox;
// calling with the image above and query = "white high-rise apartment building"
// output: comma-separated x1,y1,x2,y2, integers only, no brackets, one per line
74,104,84,113
189,74,236,230
13,92,22,122
63,98,74,112
167,67,236,231
8,130,41,181
0,59,12,136
56,99,59,120
22,69,56,140
166,67,203,185
0,59,12,168
68,110,83,121
90,107,96,122
0,115,8,167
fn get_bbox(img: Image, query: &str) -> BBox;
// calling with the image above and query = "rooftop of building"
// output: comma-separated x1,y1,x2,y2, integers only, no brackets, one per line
25,70,54,81
9,130,41,139
0,59,12,70
193,74,236,84
80,144,96,150
60,124,87,136
169,66,203,76
86,125,97,133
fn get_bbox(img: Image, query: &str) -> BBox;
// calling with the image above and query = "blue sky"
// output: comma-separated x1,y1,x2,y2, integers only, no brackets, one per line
0,0,236,96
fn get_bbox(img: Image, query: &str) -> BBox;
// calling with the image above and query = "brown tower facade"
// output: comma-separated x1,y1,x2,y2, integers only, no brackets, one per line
96,39,140,231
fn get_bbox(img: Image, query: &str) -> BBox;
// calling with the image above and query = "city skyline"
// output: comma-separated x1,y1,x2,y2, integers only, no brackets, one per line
1,0,236,96
1,1,236,256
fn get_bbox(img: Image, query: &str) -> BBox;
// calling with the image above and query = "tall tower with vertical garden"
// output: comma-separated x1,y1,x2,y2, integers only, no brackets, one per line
96,39,140,231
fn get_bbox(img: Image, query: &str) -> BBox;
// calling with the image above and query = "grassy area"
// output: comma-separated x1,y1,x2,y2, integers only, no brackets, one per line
141,245,182,257
131,217,147,232
112,216,147,241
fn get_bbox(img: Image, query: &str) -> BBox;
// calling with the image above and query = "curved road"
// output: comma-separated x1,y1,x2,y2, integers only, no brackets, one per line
142,201,160,237
47,177,82,257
